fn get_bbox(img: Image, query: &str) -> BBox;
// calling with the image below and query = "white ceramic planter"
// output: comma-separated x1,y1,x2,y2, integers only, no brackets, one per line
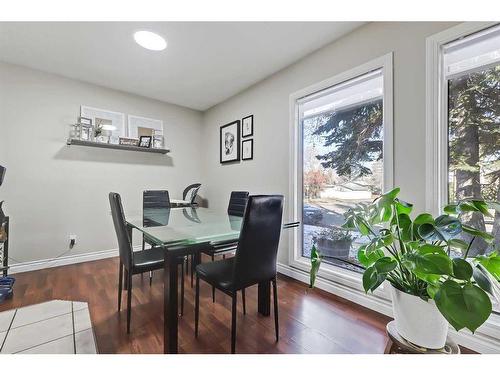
390,285,448,349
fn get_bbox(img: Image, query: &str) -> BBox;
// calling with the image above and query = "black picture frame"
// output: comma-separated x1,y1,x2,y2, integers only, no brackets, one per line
242,139,254,160
241,115,254,138
220,120,240,164
139,136,152,148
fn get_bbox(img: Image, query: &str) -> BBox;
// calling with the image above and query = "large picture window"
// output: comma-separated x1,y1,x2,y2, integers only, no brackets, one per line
427,23,500,315
446,27,500,257
427,24,500,257
290,54,393,276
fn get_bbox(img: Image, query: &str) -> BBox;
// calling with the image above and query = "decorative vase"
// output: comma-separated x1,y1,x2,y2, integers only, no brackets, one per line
390,285,448,349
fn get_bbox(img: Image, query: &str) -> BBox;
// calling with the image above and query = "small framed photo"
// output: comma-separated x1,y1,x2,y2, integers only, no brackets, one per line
139,136,152,148
79,117,92,126
242,139,253,160
220,120,240,163
242,115,253,138
119,137,139,147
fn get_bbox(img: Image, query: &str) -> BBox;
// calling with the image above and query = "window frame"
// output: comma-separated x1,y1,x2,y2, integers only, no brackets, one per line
425,22,499,215
288,53,394,292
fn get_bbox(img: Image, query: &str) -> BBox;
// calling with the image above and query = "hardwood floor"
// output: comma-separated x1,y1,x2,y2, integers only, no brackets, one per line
0,256,428,353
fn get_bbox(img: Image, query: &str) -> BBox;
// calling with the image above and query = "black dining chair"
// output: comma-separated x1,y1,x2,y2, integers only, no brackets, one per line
109,192,185,333
142,190,171,284
198,191,249,304
183,183,202,206
194,195,284,353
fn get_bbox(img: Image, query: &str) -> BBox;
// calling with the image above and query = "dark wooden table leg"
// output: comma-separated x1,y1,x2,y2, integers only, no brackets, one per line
257,280,271,316
164,252,179,354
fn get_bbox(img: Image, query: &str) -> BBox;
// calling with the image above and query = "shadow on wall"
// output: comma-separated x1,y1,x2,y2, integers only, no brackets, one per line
54,146,174,167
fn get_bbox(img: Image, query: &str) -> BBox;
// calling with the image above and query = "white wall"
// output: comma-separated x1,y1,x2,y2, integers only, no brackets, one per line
201,22,459,263
0,62,203,266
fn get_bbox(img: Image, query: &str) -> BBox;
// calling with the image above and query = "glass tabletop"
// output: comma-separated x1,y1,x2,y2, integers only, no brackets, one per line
126,207,243,247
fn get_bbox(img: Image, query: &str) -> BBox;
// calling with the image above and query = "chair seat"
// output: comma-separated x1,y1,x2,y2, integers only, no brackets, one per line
196,258,236,291
133,247,165,273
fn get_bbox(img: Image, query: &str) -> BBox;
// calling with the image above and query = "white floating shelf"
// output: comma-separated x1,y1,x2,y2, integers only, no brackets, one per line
66,139,170,154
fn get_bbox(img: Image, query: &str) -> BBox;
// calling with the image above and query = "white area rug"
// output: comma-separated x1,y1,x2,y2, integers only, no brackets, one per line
0,300,97,354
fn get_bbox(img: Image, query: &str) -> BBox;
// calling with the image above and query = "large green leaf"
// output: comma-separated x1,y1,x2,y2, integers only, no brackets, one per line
452,258,473,280
373,188,400,223
444,200,492,217
403,252,453,276
476,252,500,280
462,225,495,244
309,245,322,288
435,280,492,332
412,213,434,239
362,266,386,293
448,239,469,253
472,265,494,295
374,256,398,273
357,246,384,268
395,198,413,215
470,200,493,217
391,213,412,242
417,244,447,256
417,215,461,241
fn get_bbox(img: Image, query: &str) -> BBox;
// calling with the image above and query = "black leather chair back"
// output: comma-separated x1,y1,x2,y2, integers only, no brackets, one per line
227,191,249,217
183,183,201,204
232,195,284,287
109,192,133,268
143,190,170,209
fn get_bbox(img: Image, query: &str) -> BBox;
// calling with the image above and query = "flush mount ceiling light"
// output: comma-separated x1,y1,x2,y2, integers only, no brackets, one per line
133,31,167,51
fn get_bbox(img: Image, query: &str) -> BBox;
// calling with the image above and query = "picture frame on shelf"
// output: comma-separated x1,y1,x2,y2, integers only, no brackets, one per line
80,106,125,140
139,136,152,148
128,115,163,139
242,139,253,160
119,137,139,147
220,120,240,164
241,115,253,138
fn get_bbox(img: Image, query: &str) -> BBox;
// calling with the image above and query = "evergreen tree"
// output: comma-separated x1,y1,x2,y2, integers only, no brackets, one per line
448,65,500,254
312,99,383,180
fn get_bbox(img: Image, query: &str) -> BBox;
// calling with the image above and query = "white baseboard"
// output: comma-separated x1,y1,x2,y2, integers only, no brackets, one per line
9,248,119,274
277,262,500,354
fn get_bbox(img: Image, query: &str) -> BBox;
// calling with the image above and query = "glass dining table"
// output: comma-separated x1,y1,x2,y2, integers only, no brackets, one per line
125,206,299,354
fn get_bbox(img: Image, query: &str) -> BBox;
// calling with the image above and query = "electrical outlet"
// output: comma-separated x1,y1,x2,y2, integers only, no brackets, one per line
69,234,77,249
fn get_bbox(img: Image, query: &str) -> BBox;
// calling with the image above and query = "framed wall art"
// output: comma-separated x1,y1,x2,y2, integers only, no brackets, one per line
242,139,253,160
220,120,240,164
241,115,253,138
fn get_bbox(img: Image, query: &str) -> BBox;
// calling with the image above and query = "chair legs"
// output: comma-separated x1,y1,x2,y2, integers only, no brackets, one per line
118,261,123,311
231,292,237,354
272,277,279,342
149,271,153,286
195,275,200,337
241,288,246,315
180,262,185,316
126,272,132,334
211,254,216,302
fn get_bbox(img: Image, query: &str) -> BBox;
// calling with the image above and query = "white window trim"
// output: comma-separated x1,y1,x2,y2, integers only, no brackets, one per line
287,53,393,298
425,21,499,215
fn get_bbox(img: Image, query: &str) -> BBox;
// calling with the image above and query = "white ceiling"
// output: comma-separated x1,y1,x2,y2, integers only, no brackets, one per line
0,22,364,111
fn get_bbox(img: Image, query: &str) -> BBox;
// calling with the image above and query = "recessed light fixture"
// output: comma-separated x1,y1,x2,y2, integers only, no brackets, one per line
134,31,167,51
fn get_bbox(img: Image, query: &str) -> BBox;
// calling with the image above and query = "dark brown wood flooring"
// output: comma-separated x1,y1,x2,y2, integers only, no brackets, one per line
0,256,452,354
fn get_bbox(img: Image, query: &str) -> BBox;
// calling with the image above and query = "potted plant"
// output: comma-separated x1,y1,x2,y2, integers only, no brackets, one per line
314,227,353,260
310,188,500,349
